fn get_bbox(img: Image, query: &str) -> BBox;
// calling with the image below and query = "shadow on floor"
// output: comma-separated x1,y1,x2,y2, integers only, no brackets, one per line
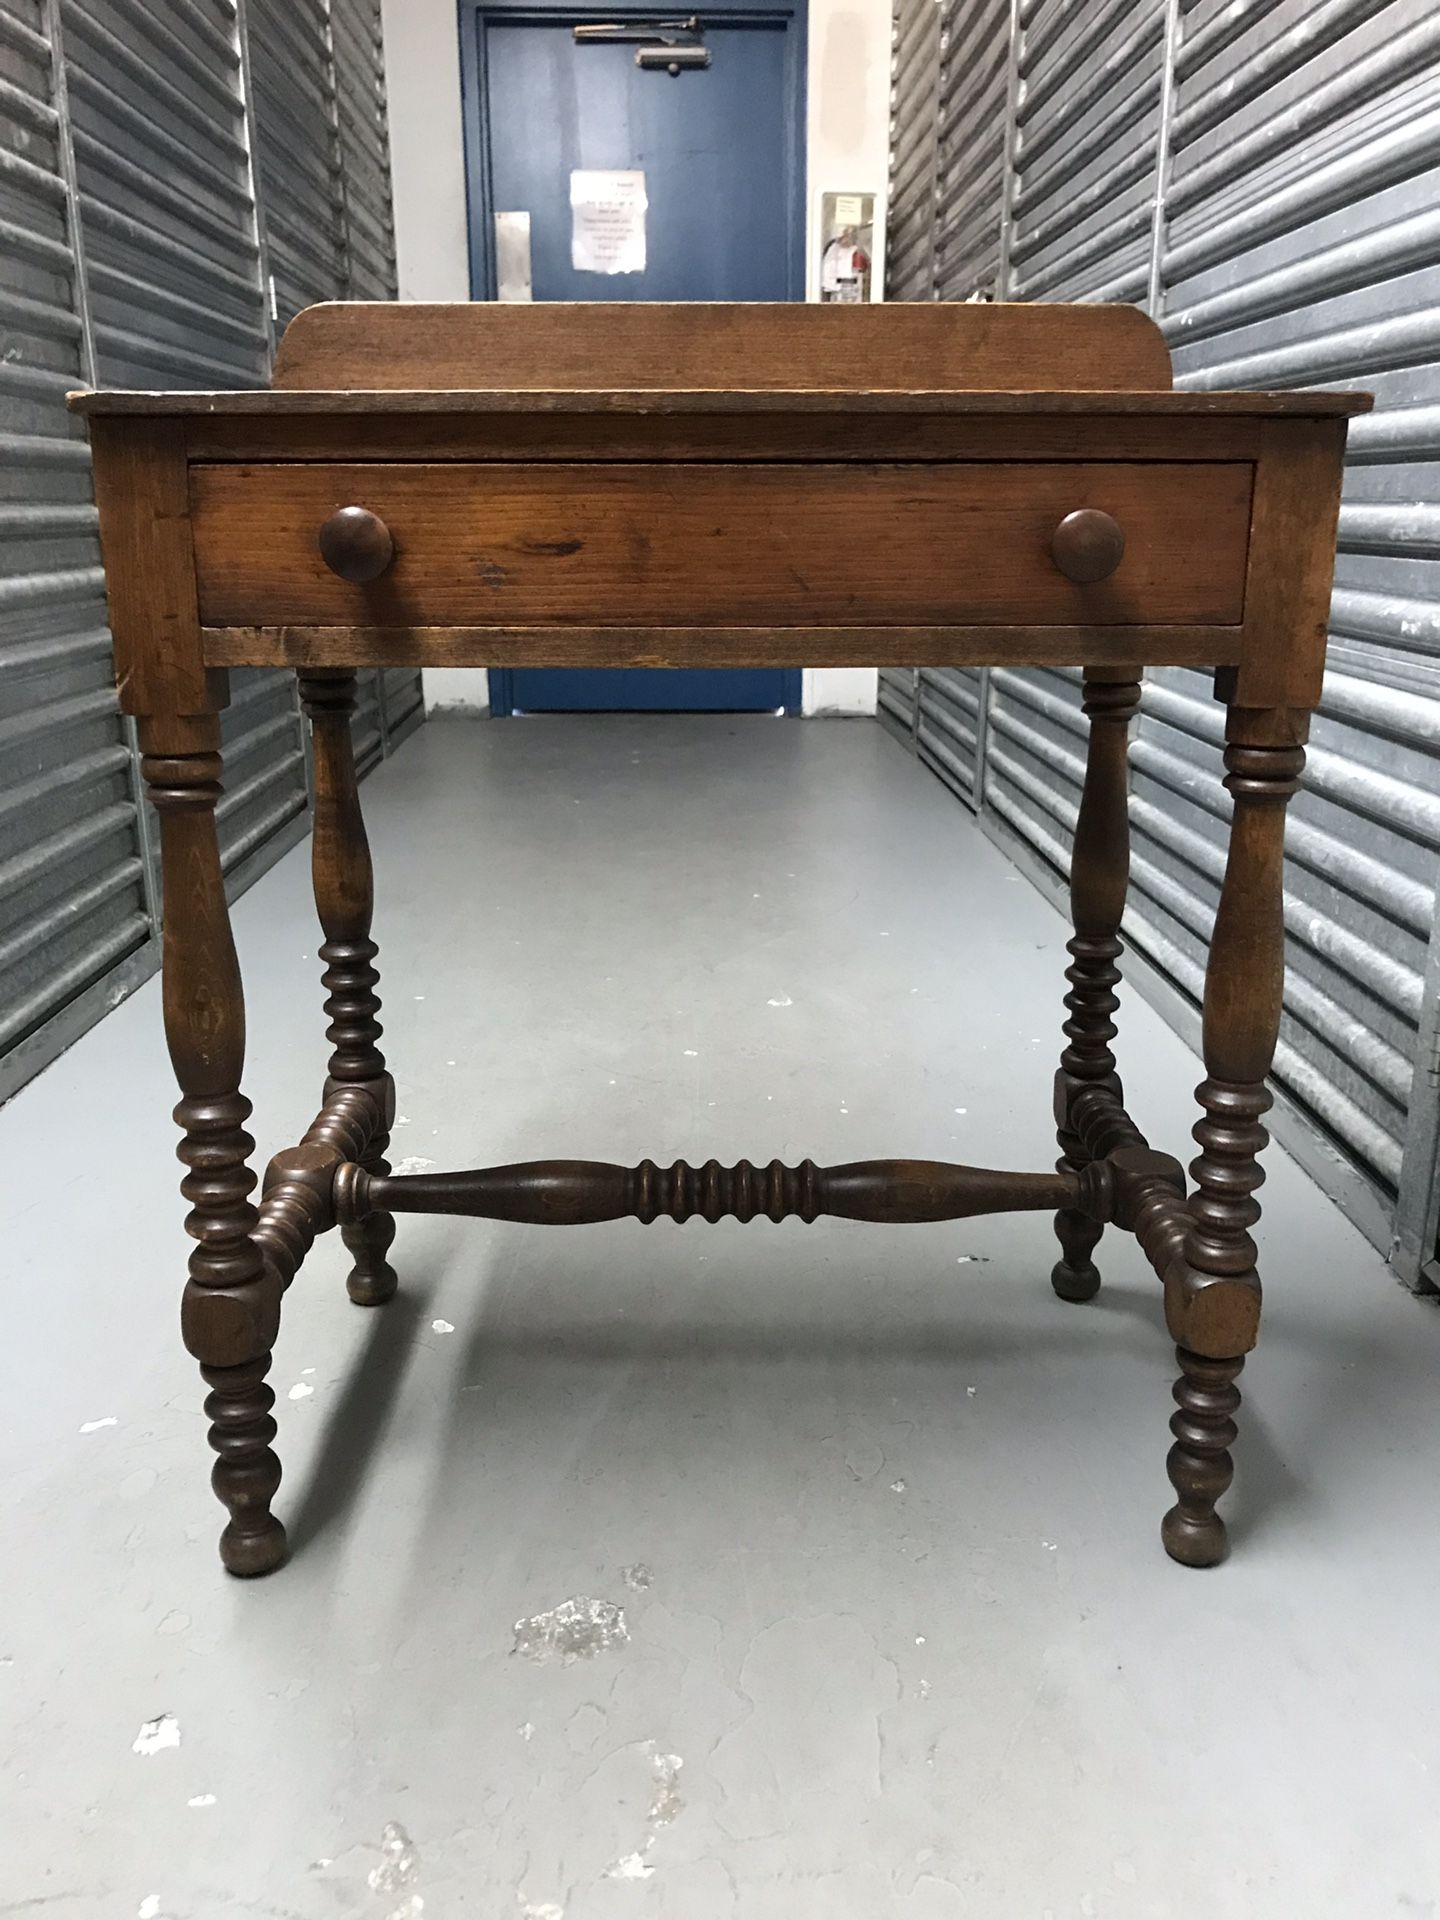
285,1277,435,1556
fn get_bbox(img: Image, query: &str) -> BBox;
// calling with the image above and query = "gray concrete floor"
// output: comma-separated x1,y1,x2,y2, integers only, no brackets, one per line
4,715,1439,1920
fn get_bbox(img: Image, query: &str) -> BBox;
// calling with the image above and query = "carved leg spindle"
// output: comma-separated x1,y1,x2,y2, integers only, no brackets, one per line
142,720,286,1576
299,670,397,1306
1163,1349,1243,1568
1052,664,1141,1301
1162,710,1306,1566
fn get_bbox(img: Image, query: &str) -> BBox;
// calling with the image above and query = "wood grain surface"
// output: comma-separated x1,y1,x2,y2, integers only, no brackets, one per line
72,386,1369,417
190,460,1253,629
201,622,1246,671
269,299,1176,393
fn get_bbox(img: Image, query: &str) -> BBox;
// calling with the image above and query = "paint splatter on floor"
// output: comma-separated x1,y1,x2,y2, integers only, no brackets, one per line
368,1820,419,1896
605,1853,654,1881
603,1746,684,1881
621,1563,653,1591
649,1748,683,1826
79,1416,118,1434
512,1596,629,1665
131,1713,180,1757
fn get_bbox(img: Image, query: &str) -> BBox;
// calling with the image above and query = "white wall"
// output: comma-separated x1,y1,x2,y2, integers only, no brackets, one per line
380,0,891,718
805,0,892,304
381,0,470,304
802,0,889,717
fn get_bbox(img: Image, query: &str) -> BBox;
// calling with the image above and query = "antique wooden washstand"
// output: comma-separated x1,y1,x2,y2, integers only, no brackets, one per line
72,301,1367,1576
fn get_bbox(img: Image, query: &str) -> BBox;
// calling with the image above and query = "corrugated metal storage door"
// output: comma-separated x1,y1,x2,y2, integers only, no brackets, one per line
932,0,1008,302
877,667,919,745
885,0,943,302
1007,0,1164,306
0,0,153,1099
244,2,375,766
917,667,986,807
897,0,1010,807
381,666,425,747
246,0,346,332
983,0,1164,867
1151,0,1440,1249
0,0,416,1107
331,0,397,300
245,0,394,787
877,0,1440,1273
64,0,310,880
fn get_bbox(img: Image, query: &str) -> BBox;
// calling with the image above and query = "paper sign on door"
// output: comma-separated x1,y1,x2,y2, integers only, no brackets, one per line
570,170,647,275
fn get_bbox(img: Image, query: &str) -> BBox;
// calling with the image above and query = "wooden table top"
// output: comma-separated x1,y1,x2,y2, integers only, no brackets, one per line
73,302,1370,710
70,387,1371,418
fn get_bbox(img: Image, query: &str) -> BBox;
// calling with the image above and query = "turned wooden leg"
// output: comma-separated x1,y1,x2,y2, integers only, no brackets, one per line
142,719,287,1577
1052,664,1141,1301
299,670,397,1306
1163,1349,1243,1568
1162,707,1306,1566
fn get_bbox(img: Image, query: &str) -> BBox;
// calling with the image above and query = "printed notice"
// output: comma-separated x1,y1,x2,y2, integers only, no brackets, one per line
570,169,647,275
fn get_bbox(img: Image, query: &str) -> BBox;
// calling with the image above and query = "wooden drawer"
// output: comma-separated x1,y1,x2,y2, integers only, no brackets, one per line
189,461,1252,628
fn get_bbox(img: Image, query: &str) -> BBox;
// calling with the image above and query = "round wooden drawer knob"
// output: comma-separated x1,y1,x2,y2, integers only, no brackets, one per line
1051,509,1125,584
318,505,394,583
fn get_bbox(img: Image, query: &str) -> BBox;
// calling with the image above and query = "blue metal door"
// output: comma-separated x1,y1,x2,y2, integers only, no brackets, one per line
461,0,806,714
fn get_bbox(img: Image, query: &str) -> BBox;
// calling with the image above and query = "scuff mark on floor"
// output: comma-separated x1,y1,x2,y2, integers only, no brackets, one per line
512,1596,628,1665
131,1713,180,1757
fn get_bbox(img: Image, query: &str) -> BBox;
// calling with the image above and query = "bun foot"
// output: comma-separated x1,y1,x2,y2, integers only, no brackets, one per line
220,1513,290,1578
1051,1195,1103,1303
1161,1503,1229,1568
1051,1252,1101,1302
344,1213,397,1306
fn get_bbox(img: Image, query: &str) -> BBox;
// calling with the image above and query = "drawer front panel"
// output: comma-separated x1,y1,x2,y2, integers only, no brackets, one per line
190,462,1252,628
